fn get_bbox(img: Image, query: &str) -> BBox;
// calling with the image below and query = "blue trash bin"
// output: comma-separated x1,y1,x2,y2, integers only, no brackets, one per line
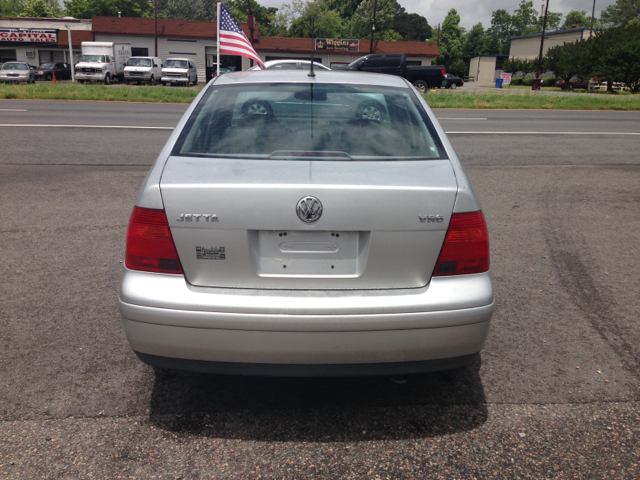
495,78,504,88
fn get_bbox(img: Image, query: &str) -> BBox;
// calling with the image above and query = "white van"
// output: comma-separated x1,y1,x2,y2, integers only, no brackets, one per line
161,58,198,86
75,42,131,84
124,57,162,85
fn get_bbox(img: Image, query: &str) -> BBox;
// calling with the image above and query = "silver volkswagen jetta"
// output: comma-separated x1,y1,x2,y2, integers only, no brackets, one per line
119,69,494,376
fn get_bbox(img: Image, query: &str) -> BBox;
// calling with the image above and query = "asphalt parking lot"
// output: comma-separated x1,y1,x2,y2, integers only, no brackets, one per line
1,100,639,478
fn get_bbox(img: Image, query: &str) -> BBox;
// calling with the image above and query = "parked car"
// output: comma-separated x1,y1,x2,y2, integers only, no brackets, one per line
0,62,35,83
205,65,232,82
161,58,198,86
35,62,71,81
443,73,464,89
124,56,162,85
334,53,446,94
119,69,494,376
556,75,589,90
247,60,331,71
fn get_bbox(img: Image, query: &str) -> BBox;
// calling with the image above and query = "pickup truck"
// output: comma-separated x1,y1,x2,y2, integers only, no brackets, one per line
335,53,446,94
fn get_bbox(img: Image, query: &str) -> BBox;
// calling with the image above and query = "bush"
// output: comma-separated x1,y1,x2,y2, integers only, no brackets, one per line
511,77,523,85
542,78,556,87
523,78,533,86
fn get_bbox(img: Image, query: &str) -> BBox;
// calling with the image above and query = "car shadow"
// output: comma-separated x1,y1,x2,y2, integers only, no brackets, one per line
146,356,488,441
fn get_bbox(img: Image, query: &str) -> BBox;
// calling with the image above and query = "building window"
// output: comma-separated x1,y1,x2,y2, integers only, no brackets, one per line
132,48,149,56
0,49,17,62
406,60,422,66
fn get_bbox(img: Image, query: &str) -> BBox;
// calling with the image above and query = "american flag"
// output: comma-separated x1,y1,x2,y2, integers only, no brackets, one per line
218,4,265,69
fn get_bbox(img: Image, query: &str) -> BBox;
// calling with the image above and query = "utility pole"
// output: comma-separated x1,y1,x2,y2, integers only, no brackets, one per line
590,0,597,35
154,0,158,57
534,0,549,89
369,0,377,54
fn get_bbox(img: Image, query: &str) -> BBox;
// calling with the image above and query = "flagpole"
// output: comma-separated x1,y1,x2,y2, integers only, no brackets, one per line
217,2,221,76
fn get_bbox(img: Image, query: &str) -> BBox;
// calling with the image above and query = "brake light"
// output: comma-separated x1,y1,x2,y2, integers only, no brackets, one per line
433,211,489,276
441,69,446,76
125,207,183,274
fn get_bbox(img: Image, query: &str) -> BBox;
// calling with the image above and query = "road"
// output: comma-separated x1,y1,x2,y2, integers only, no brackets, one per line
1,100,639,478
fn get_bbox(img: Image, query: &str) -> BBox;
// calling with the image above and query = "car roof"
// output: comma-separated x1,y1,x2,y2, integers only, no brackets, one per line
214,69,409,88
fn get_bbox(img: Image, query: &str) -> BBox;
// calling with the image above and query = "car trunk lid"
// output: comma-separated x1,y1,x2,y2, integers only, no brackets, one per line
160,157,458,290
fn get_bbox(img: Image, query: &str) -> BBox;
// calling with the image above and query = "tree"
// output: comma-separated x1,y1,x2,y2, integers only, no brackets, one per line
289,1,343,38
349,0,395,40
511,0,538,34
544,40,590,85
1,0,24,16
438,8,465,75
65,0,152,19
488,9,515,55
462,23,487,63
591,24,640,92
392,6,431,41
562,10,591,29
19,0,64,16
600,0,640,27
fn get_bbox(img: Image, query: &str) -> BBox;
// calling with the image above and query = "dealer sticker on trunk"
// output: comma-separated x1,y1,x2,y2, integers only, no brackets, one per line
196,246,225,260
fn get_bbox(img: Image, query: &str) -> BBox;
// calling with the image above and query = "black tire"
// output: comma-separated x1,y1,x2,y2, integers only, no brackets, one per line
149,75,155,86
104,73,111,85
413,79,428,94
568,84,574,91
161,81,166,87
78,79,84,84
46,74,52,81
241,99,273,116
193,75,198,86
450,83,457,89
355,100,387,121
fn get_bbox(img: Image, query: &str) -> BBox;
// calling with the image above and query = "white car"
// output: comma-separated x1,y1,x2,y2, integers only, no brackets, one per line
247,59,331,71
161,58,198,86
119,70,494,376
124,56,162,85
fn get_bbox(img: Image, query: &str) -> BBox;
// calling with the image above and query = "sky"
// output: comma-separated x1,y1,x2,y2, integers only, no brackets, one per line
259,0,617,30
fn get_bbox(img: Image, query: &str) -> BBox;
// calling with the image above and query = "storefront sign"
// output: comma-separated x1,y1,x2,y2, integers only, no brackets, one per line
315,38,359,52
0,28,57,44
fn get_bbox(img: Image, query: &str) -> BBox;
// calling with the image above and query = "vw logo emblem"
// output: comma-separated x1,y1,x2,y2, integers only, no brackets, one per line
296,196,323,223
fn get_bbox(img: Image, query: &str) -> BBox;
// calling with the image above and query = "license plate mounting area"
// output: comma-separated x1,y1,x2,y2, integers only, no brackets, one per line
251,230,369,278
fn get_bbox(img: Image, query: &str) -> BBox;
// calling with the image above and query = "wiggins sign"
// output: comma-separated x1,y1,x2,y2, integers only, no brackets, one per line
315,38,359,52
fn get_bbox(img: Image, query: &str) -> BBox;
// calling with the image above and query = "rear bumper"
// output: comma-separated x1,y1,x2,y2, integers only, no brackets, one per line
119,269,494,373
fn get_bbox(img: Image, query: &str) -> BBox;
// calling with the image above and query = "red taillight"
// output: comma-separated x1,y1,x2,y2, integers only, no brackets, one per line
125,206,183,274
433,211,490,276
441,69,446,76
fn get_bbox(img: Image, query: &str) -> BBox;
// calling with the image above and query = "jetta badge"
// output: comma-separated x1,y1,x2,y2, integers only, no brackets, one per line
296,196,323,223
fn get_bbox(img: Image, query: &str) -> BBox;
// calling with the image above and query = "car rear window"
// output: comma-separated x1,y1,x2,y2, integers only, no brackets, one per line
173,83,447,161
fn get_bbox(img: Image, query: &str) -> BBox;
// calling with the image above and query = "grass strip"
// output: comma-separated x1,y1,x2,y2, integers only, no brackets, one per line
424,91,640,110
2,83,640,111
0,83,200,103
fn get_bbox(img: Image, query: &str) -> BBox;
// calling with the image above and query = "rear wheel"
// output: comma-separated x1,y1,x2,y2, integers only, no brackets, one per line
356,100,387,121
413,79,428,94
193,75,198,86
149,75,155,86
450,83,457,89
104,73,111,85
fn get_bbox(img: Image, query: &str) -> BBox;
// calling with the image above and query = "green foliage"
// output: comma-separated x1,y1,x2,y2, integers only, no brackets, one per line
0,0,24,16
462,23,488,63
65,0,152,19
392,6,431,41
591,24,640,93
539,11,562,31
562,10,592,29
437,8,464,75
544,40,591,85
19,0,64,16
600,0,640,27
522,78,533,86
349,0,395,40
289,2,343,38
503,57,537,78
511,0,538,34
542,78,555,87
